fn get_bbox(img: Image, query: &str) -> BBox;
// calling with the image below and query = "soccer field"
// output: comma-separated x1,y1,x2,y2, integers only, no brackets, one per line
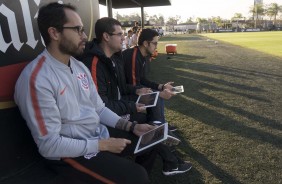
203,31,282,58
149,34,282,184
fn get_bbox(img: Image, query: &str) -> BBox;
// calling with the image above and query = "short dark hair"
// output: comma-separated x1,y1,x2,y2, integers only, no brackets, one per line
37,2,76,46
95,17,122,43
137,28,159,46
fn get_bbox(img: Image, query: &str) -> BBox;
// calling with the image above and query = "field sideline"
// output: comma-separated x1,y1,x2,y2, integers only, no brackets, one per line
202,31,282,58
148,33,282,184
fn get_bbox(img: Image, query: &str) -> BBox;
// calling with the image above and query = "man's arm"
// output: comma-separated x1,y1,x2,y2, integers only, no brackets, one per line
96,58,138,115
14,66,99,159
115,118,155,137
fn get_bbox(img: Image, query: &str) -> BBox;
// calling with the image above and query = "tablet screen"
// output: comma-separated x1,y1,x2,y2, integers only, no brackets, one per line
134,123,168,154
136,92,159,108
171,85,184,94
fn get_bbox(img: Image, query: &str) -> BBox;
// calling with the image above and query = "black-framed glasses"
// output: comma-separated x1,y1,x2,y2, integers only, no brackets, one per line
62,26,85,36
107,32,124,37
149,41,158,46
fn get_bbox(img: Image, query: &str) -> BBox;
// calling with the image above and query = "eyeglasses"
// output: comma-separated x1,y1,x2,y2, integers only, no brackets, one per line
62,26,85,36
149,41,158,46
107,32,124,37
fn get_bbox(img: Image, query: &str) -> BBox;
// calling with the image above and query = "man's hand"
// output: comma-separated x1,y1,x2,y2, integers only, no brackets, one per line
98,138,131,153
163,82,174,90
136,88,152,95
159,89,176,100
133,123,156,137
136,103,146,112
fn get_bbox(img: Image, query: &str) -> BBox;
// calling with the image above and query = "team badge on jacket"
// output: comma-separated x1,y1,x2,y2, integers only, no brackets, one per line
77,73,89,90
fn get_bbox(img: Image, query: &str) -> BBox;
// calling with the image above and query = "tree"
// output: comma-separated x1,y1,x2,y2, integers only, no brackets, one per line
185,17,194,23
232,13,243,21
231,13,244,30
158,15,165,26
211,16,223,28
196,17,208,24
249,3,265,28
166,15,181,25
115,12,123,21
265,3,282,26
114,11,166,26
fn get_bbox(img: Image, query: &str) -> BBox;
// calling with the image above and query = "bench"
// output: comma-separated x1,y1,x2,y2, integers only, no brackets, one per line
0,1,99,183
0,107,63,184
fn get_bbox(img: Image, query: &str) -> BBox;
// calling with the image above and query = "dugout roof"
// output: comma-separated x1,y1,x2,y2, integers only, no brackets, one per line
99,0,171,9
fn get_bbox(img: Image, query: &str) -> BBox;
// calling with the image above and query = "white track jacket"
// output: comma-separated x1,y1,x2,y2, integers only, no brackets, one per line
14,49,120,160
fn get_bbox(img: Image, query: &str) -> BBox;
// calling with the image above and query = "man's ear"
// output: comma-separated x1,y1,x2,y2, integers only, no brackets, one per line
103,32,110,42
48,27,60,41
144,41,149,47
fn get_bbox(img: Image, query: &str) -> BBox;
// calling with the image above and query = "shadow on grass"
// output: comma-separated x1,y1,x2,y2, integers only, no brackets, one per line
149,53,282,131
149,154,205,184
175,132,244,184
164,54,279,90
147,35,282,183
159,35,203,42
163,50,282,80
176,95,282,149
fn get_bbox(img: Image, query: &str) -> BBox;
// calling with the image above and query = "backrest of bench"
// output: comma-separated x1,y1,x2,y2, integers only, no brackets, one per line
0,1,99,181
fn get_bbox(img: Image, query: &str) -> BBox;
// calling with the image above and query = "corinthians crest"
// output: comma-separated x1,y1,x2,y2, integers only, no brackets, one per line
77,73,89,90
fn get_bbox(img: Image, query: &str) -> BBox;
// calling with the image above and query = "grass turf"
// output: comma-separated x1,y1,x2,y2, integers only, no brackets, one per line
202,31,282,58
147,33,282,184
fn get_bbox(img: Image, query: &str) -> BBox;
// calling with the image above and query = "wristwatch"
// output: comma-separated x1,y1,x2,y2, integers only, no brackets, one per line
129,121,137,132
161,84,165,91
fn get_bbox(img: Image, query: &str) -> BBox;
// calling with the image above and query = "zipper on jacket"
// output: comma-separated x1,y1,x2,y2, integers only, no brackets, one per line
68,61,73,74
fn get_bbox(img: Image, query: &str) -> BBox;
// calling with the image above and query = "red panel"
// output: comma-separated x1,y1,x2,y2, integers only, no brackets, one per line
0,62,29,102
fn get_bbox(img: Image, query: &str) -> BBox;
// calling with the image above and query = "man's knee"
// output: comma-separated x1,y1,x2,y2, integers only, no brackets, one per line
127,164,150,184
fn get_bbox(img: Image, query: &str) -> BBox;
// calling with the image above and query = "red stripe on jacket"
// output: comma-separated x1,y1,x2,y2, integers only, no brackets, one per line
131,47,138,86
29,56,48,136
91,56,99,91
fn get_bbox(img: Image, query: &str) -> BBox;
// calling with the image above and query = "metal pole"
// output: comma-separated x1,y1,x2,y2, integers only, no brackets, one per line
141,6,144,28
106,0,113,18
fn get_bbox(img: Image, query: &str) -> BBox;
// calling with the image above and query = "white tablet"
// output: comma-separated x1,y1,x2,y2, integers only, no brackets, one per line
136,91,159,108
171,85,184,94
134,123,168,154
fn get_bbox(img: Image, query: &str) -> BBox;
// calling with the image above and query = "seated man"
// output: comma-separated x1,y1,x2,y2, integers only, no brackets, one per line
80,25,166,126
14,3,159,184
122,28,178,130
80,17,192,176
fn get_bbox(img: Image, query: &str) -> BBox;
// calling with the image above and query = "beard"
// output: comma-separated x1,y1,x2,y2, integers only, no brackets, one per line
59,35,85,57
146,48,154,57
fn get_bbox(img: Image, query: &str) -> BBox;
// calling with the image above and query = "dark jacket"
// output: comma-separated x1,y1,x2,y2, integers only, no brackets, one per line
80,39,139,116
122,46,159,90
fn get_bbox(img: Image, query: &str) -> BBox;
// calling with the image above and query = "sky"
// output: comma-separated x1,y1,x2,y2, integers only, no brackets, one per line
99,0,282,22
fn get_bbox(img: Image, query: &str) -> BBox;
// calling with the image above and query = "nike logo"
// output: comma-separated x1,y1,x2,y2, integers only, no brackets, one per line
171,168,179,171
60,85,67,95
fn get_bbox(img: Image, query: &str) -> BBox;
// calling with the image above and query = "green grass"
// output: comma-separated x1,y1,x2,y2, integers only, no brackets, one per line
147,33,282,184
202,32,282,58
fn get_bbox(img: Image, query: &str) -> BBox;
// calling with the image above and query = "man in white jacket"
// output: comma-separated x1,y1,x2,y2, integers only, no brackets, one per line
14,2,155,184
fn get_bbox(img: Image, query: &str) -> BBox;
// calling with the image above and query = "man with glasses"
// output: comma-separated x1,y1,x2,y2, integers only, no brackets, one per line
80,17,192,176
123,28,176,100
122,29,178,130
14,3,154,184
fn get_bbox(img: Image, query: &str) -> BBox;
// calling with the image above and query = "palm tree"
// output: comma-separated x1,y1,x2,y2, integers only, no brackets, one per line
250,3,265,28
232,13,243,31
211,16,223,28
232,13,243,20
265,3,282,26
